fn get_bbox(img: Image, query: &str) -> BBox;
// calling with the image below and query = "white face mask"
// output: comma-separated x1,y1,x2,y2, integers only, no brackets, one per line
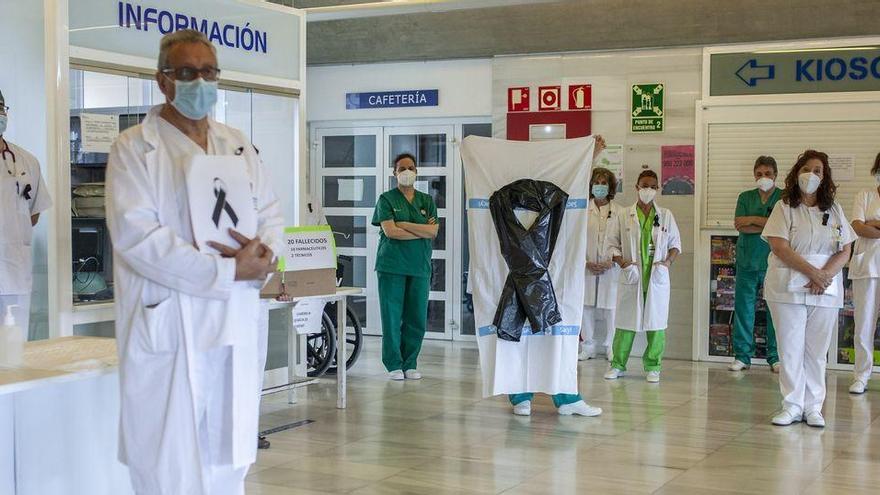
638,187,657,204
0,115,7,135
798,172,821,195
874,174,880,186
756,177,775,192
397,169,417,187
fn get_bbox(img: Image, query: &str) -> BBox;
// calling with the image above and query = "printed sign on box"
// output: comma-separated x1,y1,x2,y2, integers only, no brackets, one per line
661,145,695,196
568,85,592,110
538,86,561,111
280,226,337,272
631,83,665,133
508,87,530,112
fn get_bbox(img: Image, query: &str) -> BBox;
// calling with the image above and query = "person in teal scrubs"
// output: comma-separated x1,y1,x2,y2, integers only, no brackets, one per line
372,153,438,381
730,156,782,372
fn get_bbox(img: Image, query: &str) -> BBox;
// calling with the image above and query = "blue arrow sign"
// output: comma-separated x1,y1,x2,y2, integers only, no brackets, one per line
735,59,776,87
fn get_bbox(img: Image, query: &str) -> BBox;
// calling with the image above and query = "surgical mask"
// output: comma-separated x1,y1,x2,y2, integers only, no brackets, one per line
397,170,417,187
798,172,821,195
0,115,7,135
171,78,218,120
592,184,609,200
638,187,657,204
874,174,880,186
756,177,775,192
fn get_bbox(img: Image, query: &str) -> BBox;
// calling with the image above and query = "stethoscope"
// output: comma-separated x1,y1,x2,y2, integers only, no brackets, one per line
2,138,30,200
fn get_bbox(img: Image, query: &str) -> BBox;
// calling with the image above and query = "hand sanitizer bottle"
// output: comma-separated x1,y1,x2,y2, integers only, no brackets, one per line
0,305,24,367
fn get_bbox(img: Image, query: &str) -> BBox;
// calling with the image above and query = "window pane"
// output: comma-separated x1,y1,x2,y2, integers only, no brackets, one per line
324,135,377,168
431,259,445,292
323,176,376,208
389,175,446,209
432,218,446,251
427,301,445,333
389,134,447,167
326,215,367,248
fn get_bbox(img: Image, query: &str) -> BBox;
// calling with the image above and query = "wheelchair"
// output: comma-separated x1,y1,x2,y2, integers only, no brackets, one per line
306,255,364,378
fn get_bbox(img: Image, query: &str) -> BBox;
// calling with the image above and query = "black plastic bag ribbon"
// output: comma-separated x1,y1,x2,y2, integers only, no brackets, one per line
212,178,239,228
489,179,568,342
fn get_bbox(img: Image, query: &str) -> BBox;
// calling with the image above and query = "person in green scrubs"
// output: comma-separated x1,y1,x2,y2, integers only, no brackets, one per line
372,153,438,381
729,156,782,372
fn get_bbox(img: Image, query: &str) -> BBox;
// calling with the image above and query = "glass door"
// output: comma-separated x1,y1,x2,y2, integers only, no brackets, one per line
383,126,455,340
314,127,381,336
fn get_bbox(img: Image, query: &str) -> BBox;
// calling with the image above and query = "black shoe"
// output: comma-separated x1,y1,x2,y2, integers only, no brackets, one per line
258,436,270,450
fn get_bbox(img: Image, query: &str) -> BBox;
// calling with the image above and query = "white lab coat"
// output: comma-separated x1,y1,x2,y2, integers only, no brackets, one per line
848,188,880,382
604,203,681,333
0,139,52,338
584,199,622,308
106,106,283,494
762,200,856,415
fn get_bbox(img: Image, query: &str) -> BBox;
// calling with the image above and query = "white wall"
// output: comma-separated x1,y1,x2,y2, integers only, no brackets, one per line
307,59,493,122
0,0,49,340
493,47,702,360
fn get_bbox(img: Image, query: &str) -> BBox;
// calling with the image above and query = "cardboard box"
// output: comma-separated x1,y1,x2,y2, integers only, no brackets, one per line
260,268,337,299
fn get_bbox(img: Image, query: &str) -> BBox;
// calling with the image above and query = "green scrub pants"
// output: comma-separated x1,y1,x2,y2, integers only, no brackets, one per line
733,269,778,365
508,393,582,407
377,271,430,372
611,329,665,372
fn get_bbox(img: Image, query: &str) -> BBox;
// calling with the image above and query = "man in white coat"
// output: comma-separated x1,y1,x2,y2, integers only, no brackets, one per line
0,89,52,339
106,30,283,495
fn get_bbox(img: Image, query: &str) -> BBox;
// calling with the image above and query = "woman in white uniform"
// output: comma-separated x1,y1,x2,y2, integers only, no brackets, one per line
847,151,880,395
762,150,856,427
603,169,681,383
580,167,622,361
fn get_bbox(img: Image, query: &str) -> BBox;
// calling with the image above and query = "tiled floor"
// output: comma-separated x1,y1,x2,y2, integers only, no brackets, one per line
250,338,880,494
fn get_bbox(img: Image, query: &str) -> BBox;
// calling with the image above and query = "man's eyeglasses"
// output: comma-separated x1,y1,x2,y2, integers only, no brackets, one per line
161,66,221,82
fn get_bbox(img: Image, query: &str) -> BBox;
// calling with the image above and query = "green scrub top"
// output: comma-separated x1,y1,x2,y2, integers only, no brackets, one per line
735,188,782,272
636,206,656,294
371,188,437,278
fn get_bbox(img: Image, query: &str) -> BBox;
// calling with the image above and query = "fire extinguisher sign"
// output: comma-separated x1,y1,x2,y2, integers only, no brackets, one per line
568,84,592,110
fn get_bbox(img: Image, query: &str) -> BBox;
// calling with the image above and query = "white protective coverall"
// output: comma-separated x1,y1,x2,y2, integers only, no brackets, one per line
106,105,283,495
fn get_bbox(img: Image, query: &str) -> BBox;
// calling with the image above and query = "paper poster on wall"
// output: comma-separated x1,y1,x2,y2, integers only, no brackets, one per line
596,144,624,192
828,154,855,181
661,145,695,195
80,113,119,153
415,180,430,194
337,178,364,202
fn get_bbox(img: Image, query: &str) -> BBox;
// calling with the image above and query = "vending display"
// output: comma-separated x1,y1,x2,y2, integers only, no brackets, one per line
836,274,880,365
708,235,771,359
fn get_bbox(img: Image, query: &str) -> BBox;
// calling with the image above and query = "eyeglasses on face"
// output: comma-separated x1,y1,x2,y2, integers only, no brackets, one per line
161,66,221,82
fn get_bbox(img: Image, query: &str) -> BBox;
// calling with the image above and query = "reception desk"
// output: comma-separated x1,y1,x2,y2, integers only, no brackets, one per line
0,337,133,495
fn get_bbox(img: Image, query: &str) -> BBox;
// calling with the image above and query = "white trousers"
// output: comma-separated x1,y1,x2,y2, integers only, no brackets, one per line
852,278,880,383
768,302,837,415
581,306,616,352
0,294,30,341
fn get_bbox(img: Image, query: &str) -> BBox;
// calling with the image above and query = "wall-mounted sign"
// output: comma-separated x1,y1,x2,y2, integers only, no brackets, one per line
70,0,302,82
346,89,439,110
568,84,592,110
508,87,530,112
631,83,664,133
710,47,880,96
538,86,561,111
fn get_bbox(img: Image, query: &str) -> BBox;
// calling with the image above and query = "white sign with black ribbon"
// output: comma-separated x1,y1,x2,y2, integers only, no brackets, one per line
186,155,258,254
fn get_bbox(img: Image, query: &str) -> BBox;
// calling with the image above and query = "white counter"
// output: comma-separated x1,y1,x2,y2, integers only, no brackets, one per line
0,337,133,495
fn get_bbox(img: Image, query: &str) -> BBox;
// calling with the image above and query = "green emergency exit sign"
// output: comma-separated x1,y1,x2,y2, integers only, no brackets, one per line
631,83,664,133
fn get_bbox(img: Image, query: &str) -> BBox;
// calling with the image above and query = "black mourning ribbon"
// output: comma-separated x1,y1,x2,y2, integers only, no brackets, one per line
21,183,32,201
212,178,239,228
489,179,568,342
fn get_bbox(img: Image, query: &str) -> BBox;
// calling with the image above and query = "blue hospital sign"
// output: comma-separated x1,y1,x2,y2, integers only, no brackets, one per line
710,47,880,96
346,90,439,110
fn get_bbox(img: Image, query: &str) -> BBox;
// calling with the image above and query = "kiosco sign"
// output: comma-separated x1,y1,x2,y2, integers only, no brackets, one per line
710,46,880,96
